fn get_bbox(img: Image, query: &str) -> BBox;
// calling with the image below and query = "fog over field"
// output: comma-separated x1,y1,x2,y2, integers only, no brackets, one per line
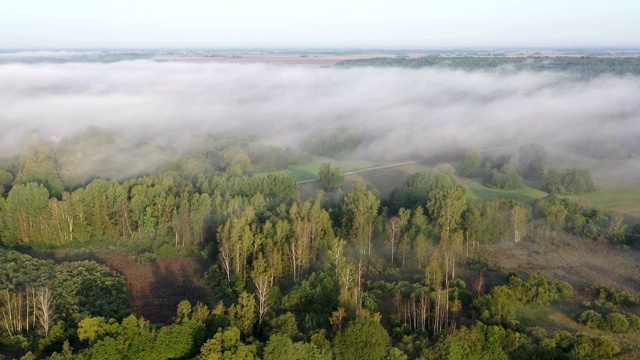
2,59,640,160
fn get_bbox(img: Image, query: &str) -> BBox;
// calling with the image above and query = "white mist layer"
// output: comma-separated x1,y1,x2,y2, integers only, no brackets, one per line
1,61,639,159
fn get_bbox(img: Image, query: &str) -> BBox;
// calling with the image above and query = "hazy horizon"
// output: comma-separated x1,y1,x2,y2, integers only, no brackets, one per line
2,1,640,49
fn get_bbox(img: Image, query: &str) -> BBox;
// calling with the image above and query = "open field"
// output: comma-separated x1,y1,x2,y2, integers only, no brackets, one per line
565,189,640,223
547,148,640,190
547,148,640,223
287,146,640,222
297,161,428,201
464,178,549,203
295,154,640,220
260,156,375,181
154,52,406,67
344,162,431,198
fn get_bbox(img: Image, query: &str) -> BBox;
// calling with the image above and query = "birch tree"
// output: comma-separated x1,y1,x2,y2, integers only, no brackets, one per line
511,204,528,243
34,287,55,338
385,207,410,266
344,178,380,256
252,256,275,327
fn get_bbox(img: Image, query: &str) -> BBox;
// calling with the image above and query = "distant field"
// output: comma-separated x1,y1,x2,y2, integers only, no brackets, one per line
544,149,640,222
564,188,640,223
464,178,549,203
345,162,431,198
465,179,640,223
287,151,640,223
154,53,402,67
547,148,640,190
297,161,427,201
260,156,375,181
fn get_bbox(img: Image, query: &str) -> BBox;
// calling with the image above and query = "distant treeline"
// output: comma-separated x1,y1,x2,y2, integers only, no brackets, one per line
303,127,365,159
0,52,153,64
336,56,640,76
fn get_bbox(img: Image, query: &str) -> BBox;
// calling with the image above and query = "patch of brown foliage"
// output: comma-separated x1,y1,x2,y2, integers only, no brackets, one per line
483,234,640,298
95,250,213,324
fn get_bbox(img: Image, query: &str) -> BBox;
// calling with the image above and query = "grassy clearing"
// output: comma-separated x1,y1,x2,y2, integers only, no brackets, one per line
563,188,640,223
285,151,640,221
464,179,549,204
516,304,580,334
564,188,640,209
517,303,640,358
348,163,431,198
259,156,375,181
297,162,431,201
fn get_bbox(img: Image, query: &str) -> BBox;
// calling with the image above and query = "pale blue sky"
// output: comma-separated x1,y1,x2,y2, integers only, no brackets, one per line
1,0,639,49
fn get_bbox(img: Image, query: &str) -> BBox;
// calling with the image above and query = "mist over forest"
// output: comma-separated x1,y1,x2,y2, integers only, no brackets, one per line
2,59,640,169
5,1,640,358
4,52,640,360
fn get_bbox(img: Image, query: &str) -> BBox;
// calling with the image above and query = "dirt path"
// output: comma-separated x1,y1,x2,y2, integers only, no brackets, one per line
297,160,421,184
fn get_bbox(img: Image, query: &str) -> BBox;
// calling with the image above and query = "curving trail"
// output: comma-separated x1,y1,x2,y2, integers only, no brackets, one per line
297,160,421,184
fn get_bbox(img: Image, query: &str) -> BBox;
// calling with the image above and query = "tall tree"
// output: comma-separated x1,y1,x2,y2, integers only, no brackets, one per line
461,148,481,177
344,179,380,256
385,216,401,266
288,193,333,281
333,317,391,360
3,182,50,243
190,193,212,246
35,287,55,337
519,143,547,180
15,143,64,198
318,163,345,191
83,179,129,240
385,208,410,266
173,193,192,246
264,220,289,283
510,205,528,243
199,326,256,359
234,291,256,337
252,256,275,327
388,167,456,212
427,186,466,239
217,215,254,281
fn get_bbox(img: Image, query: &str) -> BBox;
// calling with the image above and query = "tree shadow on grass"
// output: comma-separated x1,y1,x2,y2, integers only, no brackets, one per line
135,257,214,324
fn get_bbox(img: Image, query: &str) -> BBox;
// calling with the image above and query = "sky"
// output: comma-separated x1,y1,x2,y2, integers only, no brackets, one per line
1,0,640,49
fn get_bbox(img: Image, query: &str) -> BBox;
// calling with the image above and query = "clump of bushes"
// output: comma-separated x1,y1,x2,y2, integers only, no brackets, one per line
544,168,595,194
483,169,524,190
136,252,158,264
577,283,640,333
475,273,573,328
578,310,640,333
588,283,639,308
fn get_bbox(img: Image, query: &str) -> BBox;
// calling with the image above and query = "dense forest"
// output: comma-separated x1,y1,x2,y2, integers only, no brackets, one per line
1,127,639,360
